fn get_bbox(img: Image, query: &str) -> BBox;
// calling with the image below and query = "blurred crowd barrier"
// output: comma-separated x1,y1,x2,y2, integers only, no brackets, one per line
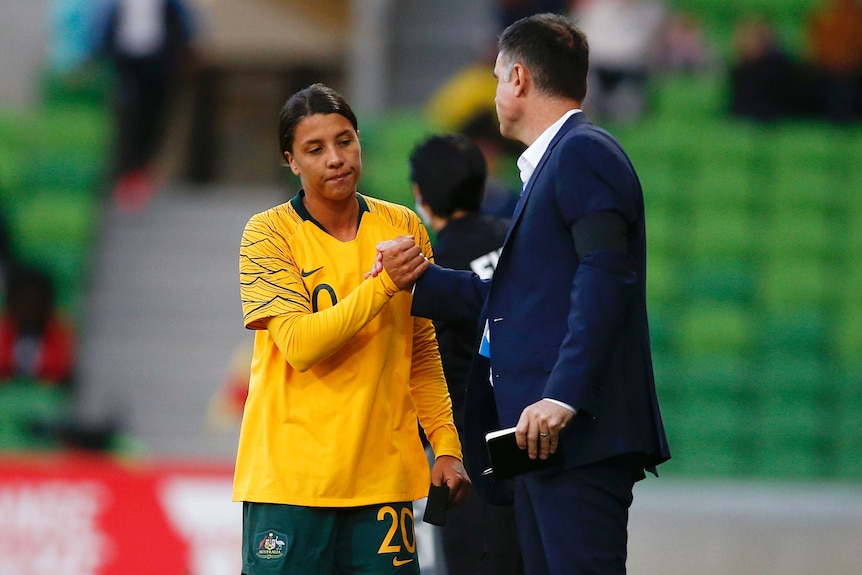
0,452,446,575
0,454,239,575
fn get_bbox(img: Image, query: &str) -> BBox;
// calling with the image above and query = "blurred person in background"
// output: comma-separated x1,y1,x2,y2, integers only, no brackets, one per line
728,15,813,121
48,0,109,75
204,337,252,431
96,0,196,212
374,13,670,574
804,0,862,123
426,1,568,144
234,83,470,575
409,133,521,575
571,0,667,124
425,50,499,135
0,266,75,387
653,10,711,74
424,62,523,220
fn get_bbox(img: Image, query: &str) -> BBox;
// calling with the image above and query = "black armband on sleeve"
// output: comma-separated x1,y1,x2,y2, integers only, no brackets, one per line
571,210,628,259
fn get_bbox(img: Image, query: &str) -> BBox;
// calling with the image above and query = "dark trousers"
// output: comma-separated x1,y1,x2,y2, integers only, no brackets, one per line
442,489,524,575
114,55,171,175
514,457,644,575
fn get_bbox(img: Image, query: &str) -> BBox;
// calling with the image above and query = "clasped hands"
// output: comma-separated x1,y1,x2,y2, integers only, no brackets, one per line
365,235,429,290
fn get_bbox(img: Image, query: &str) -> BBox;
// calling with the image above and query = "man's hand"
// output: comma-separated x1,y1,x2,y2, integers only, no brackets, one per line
515,399,575,461
430,455,471,507
366,235,430,290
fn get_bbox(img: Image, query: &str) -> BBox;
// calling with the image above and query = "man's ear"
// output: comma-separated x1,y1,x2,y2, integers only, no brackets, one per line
284,151,300,176
512,63,528,97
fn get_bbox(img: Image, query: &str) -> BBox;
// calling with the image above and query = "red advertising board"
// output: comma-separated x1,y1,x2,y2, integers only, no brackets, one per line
0,454,240,575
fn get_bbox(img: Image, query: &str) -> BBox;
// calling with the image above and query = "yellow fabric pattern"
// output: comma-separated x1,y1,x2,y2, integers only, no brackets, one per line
234,193,461,507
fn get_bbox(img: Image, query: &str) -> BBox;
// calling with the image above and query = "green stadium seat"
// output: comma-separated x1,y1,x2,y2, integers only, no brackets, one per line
835,301,862,367
641,164,688,215
39,62,113,110
0,111,35,205
22,151,106,194
754,352,832,401
754,392,828,478
680,353,755,397
756,442,825,479
688,207,756,262
757,309,832,356
8,190,100,314
772,164,843,215
32,103,112,156
758,258,835,312
647,255,680,308
359,112,436,207
645,208,687,260
833,368,862,479
845,205,862,260
682,259,756,305
689,161,753,211
675,302,754,357
663,435,746,478
758,209,838,261
0,380,71,451
833,442,862,480
651,346,686,397
651,73,723,119
665,385,752,478
661,355,753,476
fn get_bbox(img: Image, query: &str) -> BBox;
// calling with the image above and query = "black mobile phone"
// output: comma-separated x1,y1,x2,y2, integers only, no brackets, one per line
422,483,449,526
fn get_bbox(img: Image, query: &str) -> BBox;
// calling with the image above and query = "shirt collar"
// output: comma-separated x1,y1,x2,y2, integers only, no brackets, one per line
517,109,581,187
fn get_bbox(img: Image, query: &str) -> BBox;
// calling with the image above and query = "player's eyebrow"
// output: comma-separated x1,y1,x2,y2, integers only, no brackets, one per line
298,129,354,148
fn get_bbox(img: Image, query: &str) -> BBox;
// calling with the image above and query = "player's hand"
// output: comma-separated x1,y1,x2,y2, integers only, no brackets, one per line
515,399,575,461
373,235,429,291
430,455,471,507
364,250,384,279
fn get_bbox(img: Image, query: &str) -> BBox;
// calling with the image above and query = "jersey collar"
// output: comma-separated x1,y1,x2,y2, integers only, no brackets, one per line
290,190,369,234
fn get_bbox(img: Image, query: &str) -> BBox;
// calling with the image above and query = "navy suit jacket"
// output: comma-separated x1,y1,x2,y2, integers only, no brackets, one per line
412,113,670,501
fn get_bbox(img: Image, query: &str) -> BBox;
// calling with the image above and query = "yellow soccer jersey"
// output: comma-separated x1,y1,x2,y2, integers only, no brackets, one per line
233,192,461,507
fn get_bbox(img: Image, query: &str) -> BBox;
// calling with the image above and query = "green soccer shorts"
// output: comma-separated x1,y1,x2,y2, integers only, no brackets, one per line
242,501,421,574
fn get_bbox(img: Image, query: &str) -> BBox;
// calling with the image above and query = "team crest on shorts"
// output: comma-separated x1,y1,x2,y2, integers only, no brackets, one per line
255,531,287,560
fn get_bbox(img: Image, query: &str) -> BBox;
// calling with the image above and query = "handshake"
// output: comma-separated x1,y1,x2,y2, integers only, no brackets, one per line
365,235,430,291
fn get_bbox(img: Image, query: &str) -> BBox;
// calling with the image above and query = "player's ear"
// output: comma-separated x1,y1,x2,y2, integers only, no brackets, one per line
285,151,300,176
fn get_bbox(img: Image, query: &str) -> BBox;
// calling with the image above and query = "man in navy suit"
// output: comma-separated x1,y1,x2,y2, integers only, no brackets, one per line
375,13,670,575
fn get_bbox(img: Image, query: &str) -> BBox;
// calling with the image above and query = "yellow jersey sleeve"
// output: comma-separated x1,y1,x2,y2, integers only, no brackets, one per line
407,223,462,460
264,270,399,372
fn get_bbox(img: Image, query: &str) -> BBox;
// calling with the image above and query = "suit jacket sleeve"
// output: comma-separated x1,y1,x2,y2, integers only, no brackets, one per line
544,134,640,414
411,264,490,324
